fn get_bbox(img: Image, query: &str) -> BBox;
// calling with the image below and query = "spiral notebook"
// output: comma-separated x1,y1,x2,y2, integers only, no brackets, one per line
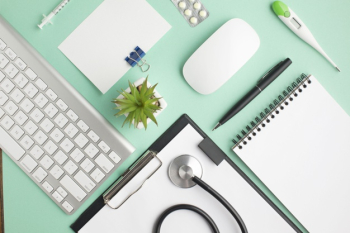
232,74,350,232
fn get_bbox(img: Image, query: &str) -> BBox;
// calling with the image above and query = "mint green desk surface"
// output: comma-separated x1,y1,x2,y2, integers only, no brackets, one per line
1,0,350,232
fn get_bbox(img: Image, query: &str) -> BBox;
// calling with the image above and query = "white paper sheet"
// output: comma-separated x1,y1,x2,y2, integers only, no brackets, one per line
234,75,350,232
59,0,171,94
79,125,295,233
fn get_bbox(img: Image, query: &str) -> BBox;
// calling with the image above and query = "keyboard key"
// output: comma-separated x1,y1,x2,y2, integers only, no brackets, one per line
62,201,73,213
109,151,121,164
14,58,26,70
24,83,38,98
5,48,16,60
64,123,78,138
90,168,105,183
74,133,88,148
64,160,78,175
57,187,68,198
10,125,24,140
74,171,96,193
20,135,34,150
67,109,78,122
0,91,8,105
11,88,25,103
56,99,68,111
0,54,9,68
40,118,54,133
60,138,74,153
44,140,58,155
1,78,15,93
30,145,44,159
98,141,110,154
35,78,47,91
34,130,48,145
80,158,95,173
14,73,28,88
0,71,4,82
60,175,87,202
4,63,19,78
42,181,53,193
0,125,25,160
51,128,64,143
53,150,68,165
20,155,37,172
1,115,14,130
52,191,63,203
45,89,57,101
70,148,84,163
34,93,48,108
54,113,68,128
4,101,18,115
20,98,35,113
0,108,4,118
40,155,54,170
50,165,64,179
33,167,47,182
44,103,58,118
87,130,100,143
0,39,6,50
14,111,28,125
30,108,44,123
95,154,114,173
24,68,37,80
24,120,38,135
84,143,99,158
77,120,89,132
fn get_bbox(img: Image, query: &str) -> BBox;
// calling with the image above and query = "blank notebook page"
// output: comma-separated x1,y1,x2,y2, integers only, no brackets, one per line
233,75,350,232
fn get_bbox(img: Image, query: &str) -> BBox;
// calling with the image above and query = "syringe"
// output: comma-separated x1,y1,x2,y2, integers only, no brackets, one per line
38,0,71,29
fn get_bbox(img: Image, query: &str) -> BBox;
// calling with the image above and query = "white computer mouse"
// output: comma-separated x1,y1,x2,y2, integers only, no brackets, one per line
183,18,260,95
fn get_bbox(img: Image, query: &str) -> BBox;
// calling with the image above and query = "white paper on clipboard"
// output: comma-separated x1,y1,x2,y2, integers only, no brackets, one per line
79,125,296,233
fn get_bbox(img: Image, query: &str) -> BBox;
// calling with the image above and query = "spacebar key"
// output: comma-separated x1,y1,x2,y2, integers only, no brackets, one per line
60,175,87,202
0,126,25,160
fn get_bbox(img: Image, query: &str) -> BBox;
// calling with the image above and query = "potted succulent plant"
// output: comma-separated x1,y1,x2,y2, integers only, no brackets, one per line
113,77,167,129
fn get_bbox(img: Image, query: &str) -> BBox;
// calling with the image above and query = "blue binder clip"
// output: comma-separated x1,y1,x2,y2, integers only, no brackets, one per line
125,46,151,72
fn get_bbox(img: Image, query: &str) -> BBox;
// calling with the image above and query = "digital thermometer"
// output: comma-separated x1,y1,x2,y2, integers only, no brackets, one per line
272,1,340,72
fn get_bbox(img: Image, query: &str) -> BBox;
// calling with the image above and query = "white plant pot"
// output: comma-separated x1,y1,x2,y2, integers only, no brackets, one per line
116,78,167,129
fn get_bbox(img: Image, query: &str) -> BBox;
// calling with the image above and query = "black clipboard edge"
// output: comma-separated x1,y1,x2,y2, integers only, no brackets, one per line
71,114,302,232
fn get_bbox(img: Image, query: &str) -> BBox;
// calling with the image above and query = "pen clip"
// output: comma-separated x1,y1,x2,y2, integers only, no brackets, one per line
257,61,283,84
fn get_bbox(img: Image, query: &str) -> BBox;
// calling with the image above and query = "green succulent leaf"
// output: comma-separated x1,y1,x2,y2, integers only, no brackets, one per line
144,108,158,126
141,109,148,129
122,111,134,128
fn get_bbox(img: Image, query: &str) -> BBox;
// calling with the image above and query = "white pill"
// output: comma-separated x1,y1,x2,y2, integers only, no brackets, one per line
193,2,201,9
178,1,186,9
190,17,198,24
184,9,192,16
199,10,207,17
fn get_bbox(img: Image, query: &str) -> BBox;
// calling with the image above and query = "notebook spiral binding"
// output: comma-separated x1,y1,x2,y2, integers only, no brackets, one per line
232,73,310,150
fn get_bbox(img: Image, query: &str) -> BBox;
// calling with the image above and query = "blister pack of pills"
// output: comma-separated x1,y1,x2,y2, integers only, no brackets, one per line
171,0,209,27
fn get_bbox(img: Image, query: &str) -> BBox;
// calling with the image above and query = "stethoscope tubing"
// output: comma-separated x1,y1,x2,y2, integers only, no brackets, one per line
154,204,220,233
155,175,248,233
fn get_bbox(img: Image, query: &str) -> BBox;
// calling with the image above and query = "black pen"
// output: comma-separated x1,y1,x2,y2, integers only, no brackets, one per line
212,58,292,131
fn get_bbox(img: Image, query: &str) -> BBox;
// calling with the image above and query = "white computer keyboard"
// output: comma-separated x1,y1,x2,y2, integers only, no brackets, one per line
0,16,135,214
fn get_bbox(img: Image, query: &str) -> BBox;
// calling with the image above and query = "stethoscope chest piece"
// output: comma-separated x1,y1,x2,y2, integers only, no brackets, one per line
168,155,203,188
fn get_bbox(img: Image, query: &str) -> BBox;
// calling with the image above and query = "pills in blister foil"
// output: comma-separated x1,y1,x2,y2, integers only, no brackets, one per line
171,0,209,27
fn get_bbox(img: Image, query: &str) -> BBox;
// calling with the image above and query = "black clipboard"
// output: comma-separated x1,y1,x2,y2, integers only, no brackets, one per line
71,114,301,232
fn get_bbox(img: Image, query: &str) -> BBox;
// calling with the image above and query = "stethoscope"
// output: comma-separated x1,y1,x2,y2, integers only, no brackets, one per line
154,154,248,233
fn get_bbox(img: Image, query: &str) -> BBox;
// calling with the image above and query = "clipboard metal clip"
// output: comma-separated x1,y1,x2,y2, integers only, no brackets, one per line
103,150,162,209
